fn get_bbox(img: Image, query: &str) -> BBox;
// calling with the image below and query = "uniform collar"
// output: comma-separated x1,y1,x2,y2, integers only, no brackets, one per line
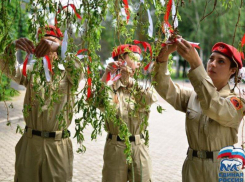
218,83,231,97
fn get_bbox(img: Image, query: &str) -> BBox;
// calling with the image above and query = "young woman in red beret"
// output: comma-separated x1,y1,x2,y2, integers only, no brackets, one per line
152,39,245,182
98,44,158,182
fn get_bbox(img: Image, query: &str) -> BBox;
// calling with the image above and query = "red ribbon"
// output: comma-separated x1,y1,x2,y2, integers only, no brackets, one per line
241,34,245,48
76,49,92,99
123,0,130,23
241,34,245,60
162,0,174,35
134,40,153,71
134,40,152,58
164,0,172,22
22,54,29,76
44,55,53,74
55,4,82,26
106,72,111,82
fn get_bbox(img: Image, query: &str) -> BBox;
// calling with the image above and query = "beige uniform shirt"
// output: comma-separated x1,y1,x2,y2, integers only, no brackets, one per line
153,61,245,151
0,55,83,131
102,79,158,135
99,78,158,182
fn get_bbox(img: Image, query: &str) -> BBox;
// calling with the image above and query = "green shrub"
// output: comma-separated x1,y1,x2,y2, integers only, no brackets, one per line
0,74,19,101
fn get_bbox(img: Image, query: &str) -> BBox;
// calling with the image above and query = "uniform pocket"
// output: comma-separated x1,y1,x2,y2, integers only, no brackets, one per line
206,118,221,139
186,109,200,135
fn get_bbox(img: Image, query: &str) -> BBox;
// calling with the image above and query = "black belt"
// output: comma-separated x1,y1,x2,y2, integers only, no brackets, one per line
25,126,70,138
108,133,144,142
189,149,213,159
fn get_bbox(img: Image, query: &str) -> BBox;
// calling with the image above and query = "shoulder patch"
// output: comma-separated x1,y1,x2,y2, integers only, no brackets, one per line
230,97,243,110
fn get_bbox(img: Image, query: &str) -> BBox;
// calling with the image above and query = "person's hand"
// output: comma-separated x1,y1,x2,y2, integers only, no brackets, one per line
15,38,35,54
176,39,202,69
34,39,52,58
157,43,177,62
105,61,122,74
120,65,133,87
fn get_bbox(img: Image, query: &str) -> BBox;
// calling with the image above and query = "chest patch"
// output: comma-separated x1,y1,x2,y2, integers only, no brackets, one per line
230,97,243,110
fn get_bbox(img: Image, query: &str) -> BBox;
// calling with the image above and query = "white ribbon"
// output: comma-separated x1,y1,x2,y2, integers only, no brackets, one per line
140,0,154,38
160,0,165,6
61,30,68,60
43,57,51,82
172,0,178,29
147,10,153,38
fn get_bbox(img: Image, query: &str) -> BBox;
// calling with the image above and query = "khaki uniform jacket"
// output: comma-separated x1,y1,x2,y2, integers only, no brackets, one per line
0,54,83,182
152,61,245,182
98,78,158,182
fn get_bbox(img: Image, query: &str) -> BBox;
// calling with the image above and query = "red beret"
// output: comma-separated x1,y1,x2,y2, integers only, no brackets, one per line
212,42,243,69
38,25,63,39
112,44,142,58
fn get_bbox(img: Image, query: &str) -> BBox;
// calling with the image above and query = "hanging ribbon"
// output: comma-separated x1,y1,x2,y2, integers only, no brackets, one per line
44,55,53,74
43,56,51,82
172,0,178,29
147,9,153,38
61,30,68,60
240,34,245,60
55,4,82,26
164,0,172,23
140,0,153,38
161,39,201,49
76,49,92,99
123,0,130,23
162,0,175,37
134,40,152,58
134,40,153,71
22,54,30,76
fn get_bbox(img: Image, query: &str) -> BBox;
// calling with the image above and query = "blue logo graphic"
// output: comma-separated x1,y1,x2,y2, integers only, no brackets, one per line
220,159,242,172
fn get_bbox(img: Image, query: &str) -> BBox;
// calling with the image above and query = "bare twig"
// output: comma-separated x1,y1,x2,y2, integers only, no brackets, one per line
200,0,217,22
232,0,243,45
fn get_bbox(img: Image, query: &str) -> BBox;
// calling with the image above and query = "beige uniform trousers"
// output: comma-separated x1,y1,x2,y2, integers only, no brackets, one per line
102,136,152,182
15,134,73,182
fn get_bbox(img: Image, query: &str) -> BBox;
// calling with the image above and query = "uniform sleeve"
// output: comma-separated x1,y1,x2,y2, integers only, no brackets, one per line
188,64,245,128
64,55,84,86
152,61,192,112
134,83,158,107
0,53,28,86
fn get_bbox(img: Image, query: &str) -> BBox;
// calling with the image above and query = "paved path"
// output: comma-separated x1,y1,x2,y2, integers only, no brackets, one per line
1,80,245,182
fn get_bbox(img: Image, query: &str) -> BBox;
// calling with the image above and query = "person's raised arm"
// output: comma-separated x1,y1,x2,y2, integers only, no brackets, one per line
152,43,192,112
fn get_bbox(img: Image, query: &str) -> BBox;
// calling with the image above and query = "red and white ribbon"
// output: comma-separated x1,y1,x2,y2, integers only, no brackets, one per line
43,56,51,82
162,39,200,49
55,4,82,26
106,62,127,86
76,49,92,99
